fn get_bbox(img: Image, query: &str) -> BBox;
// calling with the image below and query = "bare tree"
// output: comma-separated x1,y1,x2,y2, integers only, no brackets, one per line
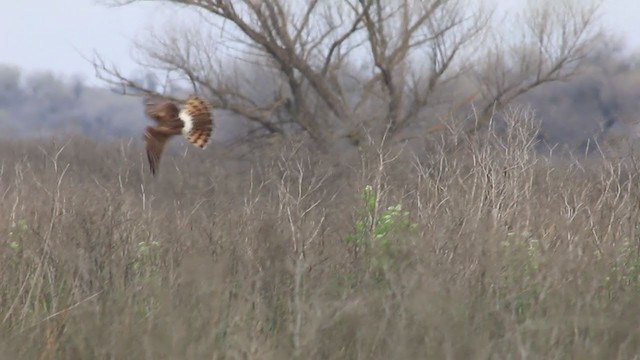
471,0,603,130
93,0,603,149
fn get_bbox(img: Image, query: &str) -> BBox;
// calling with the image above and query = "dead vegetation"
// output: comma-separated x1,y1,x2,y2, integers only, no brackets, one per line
1,107,640,359
2,1,636,358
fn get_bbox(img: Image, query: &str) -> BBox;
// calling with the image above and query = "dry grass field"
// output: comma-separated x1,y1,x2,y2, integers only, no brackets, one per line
2,108,640,359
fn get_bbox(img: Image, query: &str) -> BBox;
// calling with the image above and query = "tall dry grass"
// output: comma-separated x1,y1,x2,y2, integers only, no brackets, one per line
2,107,640,359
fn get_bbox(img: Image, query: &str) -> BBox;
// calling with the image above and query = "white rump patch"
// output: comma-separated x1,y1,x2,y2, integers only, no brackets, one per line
179,109,193,135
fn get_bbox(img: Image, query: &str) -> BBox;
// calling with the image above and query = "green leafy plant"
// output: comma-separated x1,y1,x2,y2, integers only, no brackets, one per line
605,238,640,297
132,240,161,273
129,240,163,319
345,185,415,254
498,232,542,318
7,219,28,252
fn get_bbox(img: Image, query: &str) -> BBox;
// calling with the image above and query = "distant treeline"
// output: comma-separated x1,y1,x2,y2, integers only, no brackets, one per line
0,65,144,139
0,42,639,152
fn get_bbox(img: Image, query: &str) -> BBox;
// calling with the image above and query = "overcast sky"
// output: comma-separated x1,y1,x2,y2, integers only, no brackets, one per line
1,0,639,86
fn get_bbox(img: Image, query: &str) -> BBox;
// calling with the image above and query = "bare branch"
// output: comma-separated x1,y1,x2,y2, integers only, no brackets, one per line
473,0,604,130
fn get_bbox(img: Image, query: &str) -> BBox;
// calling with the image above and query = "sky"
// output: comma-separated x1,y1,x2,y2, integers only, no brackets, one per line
1,0,639,86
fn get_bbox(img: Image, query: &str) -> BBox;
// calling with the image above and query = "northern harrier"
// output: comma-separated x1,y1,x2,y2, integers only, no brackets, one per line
143,95,214,176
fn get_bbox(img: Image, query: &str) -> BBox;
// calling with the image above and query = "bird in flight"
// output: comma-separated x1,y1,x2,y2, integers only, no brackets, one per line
143,95,214,176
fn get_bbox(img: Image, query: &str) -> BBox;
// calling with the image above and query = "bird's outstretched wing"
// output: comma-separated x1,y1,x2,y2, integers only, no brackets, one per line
144,97,180,124
179,96,214,149
144,126,175,176
142,95,214,176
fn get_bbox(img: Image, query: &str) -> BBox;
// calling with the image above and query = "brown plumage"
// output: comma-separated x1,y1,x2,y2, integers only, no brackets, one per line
143,95,214,176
